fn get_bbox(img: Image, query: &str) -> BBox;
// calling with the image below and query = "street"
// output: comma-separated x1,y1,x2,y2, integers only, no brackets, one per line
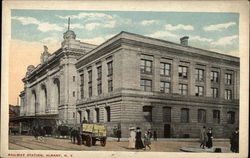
9,135,232,152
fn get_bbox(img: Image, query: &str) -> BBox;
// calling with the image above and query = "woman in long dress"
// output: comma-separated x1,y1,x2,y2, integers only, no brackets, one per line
128,127,136,149
206,128,213,148
135,127,144,149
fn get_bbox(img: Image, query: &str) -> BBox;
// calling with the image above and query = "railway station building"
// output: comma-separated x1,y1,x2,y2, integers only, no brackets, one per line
19,29,240,138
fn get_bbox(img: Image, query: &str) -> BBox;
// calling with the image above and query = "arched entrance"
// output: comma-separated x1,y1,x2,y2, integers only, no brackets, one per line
39,84,47,114
31,90,36,115
50,78,60,113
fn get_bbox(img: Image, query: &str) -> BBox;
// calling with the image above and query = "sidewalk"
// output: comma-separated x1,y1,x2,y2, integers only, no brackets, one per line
107,137,230,142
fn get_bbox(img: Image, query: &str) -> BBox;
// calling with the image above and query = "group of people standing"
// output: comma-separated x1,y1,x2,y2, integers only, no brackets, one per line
128,127,154,150
200,126,239,153
32,126,46,142
200,126,214,149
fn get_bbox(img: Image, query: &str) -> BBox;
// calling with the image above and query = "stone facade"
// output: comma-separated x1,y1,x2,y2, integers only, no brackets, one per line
19,29,96,128
20,31,239,138
75,32,239,138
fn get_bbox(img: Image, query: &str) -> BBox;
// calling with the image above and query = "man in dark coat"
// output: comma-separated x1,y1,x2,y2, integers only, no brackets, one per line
230,127,239,153
117,128,121,142
153,130,157,141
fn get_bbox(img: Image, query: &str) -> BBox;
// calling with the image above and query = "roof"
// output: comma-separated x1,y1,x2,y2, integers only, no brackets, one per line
76,31,239,68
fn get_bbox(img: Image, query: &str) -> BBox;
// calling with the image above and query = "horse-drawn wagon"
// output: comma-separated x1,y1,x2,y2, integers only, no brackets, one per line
81,124,107,147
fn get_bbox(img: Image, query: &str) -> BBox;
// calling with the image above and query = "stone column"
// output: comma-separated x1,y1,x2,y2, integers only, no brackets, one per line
188,62,195,96
171,59,179,94
234,70,240,99
205,65,211,97
83,68,88,98
102,59,108,94
219,68,225,99
153,55,161,92
92,64,97,96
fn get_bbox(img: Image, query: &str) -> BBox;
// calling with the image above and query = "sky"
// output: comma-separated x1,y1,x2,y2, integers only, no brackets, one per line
9,9,239,105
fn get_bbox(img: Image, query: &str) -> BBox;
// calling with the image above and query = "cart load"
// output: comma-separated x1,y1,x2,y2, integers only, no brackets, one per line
81,124,107,147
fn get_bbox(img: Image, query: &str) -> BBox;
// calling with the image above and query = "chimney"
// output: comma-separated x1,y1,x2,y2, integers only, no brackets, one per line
180,36,189,46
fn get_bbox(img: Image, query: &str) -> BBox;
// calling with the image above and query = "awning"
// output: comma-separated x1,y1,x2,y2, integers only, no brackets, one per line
9,114,59,122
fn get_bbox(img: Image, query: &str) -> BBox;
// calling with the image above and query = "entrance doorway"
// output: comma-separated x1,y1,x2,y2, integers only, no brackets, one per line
164,124,171,138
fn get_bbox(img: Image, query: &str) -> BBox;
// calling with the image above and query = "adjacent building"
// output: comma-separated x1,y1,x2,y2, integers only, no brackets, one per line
19,29,96,130
19,30,240,138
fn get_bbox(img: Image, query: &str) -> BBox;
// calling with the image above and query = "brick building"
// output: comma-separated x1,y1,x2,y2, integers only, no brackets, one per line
19,30,239,138
75,32,239,138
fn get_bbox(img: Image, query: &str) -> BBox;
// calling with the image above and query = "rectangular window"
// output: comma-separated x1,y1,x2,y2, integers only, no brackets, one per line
160,81,170,93
213,110,220,124
73,91,75,97
211,71,219,83
105,107,111,122
140,59,152,74
80,74,84,99
97,66,102,80
211,87,218,98
108,80,113,92
181,108,189,123
88,85,92,97
195,69,204,81
225,89,232,100
195,86,204,96
107,61,113,76
73,76,75,82
163,107,171,122
160,63,171,76
198,109,206,123
86,110,90,122
225,73,232,85
143,106,152,122
97,83,102,95
179,84,188,95
178,66,188,79
227,111,235,124
95,108,100,123
140,79,152,92
88,70,92,82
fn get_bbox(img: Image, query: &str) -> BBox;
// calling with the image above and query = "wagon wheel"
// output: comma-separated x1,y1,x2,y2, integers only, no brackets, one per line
100,138,106,147
86,135,92,147
92,138,96,146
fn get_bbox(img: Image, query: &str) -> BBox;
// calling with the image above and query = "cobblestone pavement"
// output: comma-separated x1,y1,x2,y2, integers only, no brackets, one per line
9,135,231,152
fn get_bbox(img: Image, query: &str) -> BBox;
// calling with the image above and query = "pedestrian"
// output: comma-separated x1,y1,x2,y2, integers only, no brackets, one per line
33,127,38,140
113,126,117,137
128,127,136,149
117,128,121,142
153,130,157,141
82,117,88,124
147,129,152,139
143,131,151,150
206,128,213,148
135,127,144,149
230,127,239,153
38,126,45,142
200,126,207,149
